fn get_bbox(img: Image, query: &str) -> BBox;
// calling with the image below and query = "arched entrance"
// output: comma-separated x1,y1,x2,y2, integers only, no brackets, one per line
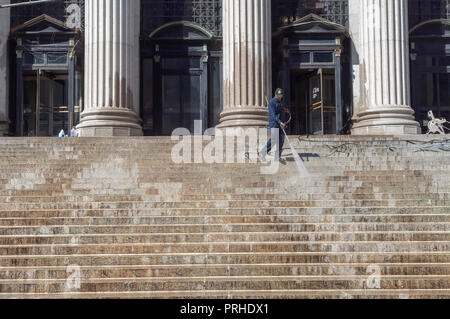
410,19,450,132
144,21,220,136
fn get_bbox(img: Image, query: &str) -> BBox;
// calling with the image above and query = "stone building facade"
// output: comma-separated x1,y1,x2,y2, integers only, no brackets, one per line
0,0,448,136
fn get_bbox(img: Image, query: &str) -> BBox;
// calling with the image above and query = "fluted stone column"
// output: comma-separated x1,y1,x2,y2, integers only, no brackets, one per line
0,0,9,135
77,0,142,136
218,0,271,129
352,0,420,135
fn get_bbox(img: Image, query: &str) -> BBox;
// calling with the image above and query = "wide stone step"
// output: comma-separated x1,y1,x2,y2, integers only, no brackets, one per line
1,214,449,226
1,207,448,219
0,170,443,180
0,149,448,158
0,168,438,176
1,241,448,255
0,146,448,153
0,193,449,203
0,251,449,267
0,170,446,180
0,175,445,185
2,263,448,279
0,232,448,245
1,185,445,195
1,192,449,203
0,200,448,211
0,160,448,170
1,222,448,236
0,173,443,183
0,289,448,299
0,275,448,294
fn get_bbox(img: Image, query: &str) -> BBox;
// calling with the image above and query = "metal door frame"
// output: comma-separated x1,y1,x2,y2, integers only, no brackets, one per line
23,70,69,136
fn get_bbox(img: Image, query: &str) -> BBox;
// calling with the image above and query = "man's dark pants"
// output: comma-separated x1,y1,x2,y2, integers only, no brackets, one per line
260,126,286,160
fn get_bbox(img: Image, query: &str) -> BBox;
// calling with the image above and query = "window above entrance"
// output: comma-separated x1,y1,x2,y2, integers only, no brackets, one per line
149,21,214,41
274,13,348,69
10,14,80,70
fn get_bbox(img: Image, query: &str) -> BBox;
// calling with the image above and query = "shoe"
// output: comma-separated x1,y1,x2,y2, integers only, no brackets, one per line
279,158,287,165
258,152,267,162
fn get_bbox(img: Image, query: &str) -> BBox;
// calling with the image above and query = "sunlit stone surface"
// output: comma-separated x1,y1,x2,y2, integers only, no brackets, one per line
218,0,271,129
351,0,420,135
77,0,142,137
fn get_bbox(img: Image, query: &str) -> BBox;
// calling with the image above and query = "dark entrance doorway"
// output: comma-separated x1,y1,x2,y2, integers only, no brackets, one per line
160,58,203,136
290,68,337,135
410,20,450,132
273,14,349,135
22,70,79,137
10,15,82,136
147,21,218,136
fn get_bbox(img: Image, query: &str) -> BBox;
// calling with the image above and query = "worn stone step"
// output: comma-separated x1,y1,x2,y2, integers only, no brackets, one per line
2,263,448,279
0,275,448,294
0,171,444,181
1,288,448,299
1,185,445,195
1,192,450,204
0,241,448,256
1,231,447,245
0,174,444,184
0,199,448,211
1,214,449,227
0,162,448,172
1,207,449,219
0,168,437,175
1,222,448,236
1,192,449,201
1,193,449,204
1,251,449,267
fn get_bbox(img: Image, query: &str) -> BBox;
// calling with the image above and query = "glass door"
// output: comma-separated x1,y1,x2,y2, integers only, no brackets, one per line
308,69,336,135
51,77,69,136
23,77,37,137
23,71,69,137
309,70,323,135
37,74,52,136
322,71,336,134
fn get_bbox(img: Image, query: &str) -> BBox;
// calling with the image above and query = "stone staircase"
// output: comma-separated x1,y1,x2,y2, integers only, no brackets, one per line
0,136,449,299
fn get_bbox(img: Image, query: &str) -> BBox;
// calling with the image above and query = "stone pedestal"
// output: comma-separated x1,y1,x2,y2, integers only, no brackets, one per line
0,0,10,135
218,0,271,129
351,0,420,135
77,0,142,137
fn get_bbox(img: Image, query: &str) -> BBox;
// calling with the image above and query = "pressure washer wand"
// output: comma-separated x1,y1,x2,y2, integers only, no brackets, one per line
264,95,309,176
280,110,309,177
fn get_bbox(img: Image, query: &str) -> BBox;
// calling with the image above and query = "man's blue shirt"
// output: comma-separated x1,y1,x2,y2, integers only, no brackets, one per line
268,97,283,128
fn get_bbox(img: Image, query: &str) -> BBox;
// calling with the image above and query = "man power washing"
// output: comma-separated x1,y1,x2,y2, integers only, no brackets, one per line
259,88,288,165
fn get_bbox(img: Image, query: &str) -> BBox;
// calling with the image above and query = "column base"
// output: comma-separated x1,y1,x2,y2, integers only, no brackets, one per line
352,106,421,135
76,107,143,137
0,120,9,136
217,106,269,129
